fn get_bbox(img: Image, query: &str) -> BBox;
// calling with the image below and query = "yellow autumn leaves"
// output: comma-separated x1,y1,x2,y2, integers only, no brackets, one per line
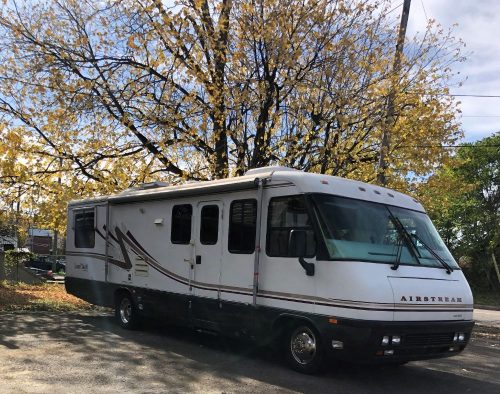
0,0,464,234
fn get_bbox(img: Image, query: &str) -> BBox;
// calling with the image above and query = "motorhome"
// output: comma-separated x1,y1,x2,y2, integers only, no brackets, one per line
66,166,474,373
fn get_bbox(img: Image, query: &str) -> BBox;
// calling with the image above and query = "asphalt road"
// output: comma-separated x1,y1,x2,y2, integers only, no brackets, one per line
0,311,499,394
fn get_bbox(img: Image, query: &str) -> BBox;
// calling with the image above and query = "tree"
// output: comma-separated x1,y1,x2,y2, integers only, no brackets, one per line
0,0,464,233
418,133,500,289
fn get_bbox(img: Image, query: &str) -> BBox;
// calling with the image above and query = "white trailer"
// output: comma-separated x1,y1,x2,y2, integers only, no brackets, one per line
66,166,474,373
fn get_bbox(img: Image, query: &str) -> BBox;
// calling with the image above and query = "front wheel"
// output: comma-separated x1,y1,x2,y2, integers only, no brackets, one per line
115,292,140,329
285,323,325,374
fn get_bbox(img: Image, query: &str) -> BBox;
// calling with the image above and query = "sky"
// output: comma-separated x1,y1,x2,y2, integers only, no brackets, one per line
400,0,500,142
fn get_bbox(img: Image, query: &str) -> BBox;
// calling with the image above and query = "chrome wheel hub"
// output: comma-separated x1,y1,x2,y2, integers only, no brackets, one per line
119,298,132,324
291,328,317,365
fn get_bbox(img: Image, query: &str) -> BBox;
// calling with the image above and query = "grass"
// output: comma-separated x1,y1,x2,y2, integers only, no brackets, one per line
472,288,500,307
0,280,95,312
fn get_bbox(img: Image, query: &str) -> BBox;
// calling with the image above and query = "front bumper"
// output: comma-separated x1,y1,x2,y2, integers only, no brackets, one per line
318,319,475,364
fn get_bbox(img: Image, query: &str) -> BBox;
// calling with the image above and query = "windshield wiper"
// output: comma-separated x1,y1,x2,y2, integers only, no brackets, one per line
386,210,421,270
410,233,453,274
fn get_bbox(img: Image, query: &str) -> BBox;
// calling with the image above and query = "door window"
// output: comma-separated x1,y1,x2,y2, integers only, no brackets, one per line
171,204,192,244
200,205,219,245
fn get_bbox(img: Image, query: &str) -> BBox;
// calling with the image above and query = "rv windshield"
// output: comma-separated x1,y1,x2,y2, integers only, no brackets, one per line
311,194,459,269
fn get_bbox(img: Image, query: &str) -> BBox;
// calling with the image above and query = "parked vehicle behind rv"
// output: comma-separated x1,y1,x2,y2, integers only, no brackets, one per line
25,256,66,273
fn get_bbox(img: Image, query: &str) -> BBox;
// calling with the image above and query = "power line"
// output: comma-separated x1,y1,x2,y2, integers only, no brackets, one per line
411,92,500,98
461,115,500,118
401,145,500,149
448,94,500,98
420,0,428,20
387,2,404,15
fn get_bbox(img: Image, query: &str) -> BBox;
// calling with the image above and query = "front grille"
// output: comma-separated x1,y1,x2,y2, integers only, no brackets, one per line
404,332,455,347
396,347,451,356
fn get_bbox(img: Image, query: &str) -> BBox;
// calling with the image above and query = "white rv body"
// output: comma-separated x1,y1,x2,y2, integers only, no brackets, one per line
66,167,474,366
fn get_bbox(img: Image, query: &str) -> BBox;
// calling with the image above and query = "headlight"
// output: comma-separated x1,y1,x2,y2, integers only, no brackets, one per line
391,335,401,345
381,336,390,346
454,332,466,342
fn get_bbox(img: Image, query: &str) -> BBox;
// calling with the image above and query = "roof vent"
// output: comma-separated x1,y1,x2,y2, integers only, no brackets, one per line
136,181,169,190
245,166,300,176
120,181,169,194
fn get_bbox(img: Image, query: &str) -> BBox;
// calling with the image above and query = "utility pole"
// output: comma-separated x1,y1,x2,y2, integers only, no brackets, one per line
377,0,412,186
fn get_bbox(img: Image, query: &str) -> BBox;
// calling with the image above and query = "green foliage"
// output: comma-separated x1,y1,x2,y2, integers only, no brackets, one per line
3,250,33,278
419,133,500,289
4,250,33,268
472,288,500,307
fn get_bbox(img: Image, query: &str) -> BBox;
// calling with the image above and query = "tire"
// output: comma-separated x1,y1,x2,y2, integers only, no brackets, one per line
115,291,140,329
285,323,325,374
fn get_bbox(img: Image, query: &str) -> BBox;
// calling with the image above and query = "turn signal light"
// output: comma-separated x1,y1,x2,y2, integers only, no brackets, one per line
331,340,344,349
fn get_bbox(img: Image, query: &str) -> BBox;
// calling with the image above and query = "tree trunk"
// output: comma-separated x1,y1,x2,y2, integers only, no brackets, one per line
492,252,500,286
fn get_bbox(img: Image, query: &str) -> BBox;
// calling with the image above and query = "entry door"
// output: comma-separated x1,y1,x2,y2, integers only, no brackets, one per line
193,201,223,299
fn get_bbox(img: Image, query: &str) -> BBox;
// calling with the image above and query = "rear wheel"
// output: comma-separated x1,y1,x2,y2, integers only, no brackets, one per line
115,292,140,329
285,323,325,374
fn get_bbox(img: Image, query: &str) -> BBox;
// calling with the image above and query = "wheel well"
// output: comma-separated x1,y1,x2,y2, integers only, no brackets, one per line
272,315,318,337
114,288,132,305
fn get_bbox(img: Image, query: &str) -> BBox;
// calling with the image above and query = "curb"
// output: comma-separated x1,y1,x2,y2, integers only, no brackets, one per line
474,304,500,311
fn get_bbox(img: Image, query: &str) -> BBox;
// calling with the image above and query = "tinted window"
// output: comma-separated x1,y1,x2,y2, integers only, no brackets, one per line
228,199,257,254
267,196,315,257
312,194,459,268
74,209,95,248
171,204,192,244
200,205,219,245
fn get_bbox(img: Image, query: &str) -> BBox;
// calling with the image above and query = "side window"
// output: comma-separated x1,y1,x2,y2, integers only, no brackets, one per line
228,199,257,254
200,205,219,245
74,209,95,248
171,204,192,244
266,195,315,257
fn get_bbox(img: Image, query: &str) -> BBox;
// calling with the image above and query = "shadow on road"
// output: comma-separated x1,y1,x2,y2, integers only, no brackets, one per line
0,311,498,393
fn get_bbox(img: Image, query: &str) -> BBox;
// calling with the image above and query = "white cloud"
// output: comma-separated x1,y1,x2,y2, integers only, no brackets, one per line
401,0,500,141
